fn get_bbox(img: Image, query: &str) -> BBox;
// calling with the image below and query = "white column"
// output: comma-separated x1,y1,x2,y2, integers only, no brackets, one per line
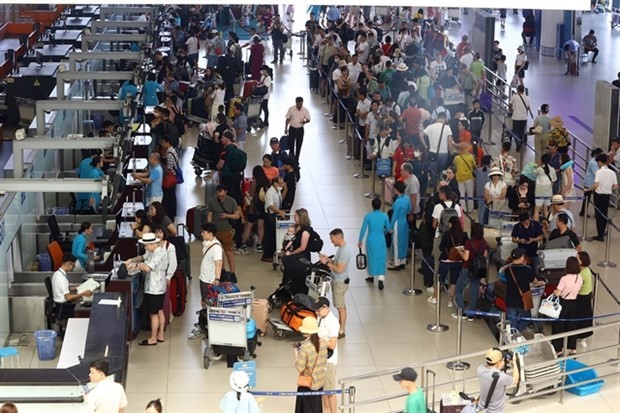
540,10,564,58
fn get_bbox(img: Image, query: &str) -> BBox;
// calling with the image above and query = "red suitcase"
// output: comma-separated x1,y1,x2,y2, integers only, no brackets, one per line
169,270,187,316
242,80,258,100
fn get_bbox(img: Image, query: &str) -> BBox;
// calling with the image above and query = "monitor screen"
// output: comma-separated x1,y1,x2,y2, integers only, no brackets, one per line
35,51,43,67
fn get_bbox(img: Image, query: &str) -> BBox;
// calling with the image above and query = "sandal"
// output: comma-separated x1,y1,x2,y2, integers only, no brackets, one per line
138,339,157,346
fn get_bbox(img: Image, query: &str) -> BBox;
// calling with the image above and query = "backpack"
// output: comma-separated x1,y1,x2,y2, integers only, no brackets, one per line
439,201,458,235
469,240,488,279
227,145,247,173
307,228,324,253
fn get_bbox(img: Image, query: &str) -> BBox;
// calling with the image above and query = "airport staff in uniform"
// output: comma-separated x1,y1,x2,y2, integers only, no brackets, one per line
51,254,93,319
587,153,619,241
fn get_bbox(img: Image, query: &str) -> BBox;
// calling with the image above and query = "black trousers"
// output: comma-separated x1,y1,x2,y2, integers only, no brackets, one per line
583,47,599,61
262,214,277,260
593,192,610,238
580,190,592,214
294,386,323,413
260,98,269,123
511,119,527,149
551,298,578,352
289,126,305,161
162,187,177,220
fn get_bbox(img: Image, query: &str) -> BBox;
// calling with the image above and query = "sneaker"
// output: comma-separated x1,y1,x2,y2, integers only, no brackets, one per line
580,340,588,348
239,247,250,255
187,328,203,339
427,297,437,304
447,301,454,308
451,312,467,320
255,244,263,252
378,280,384,290
426,287,435,294
466,317,475,322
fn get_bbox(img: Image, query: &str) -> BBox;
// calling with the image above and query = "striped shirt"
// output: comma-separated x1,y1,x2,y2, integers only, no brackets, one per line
295,338,328,390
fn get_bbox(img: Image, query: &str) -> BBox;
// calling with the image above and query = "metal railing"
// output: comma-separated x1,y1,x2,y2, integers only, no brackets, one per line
338,319,620,412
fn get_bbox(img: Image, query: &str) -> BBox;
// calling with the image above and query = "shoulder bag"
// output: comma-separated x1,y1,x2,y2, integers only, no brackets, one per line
518,94,534,120
509,266,534,311
539,295,562,319
458,154,476,177
428,124,445,161
461,372,501,413
447,236,463,261
376,140,393,177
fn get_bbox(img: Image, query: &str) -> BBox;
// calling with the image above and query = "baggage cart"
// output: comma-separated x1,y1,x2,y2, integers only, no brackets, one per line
201,290,260,369
446,8,462,26
511,334,562,397
612,9,620,29
305,268,332,299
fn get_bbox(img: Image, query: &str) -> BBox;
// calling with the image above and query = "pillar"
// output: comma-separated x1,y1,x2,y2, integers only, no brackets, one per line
540,10,564,57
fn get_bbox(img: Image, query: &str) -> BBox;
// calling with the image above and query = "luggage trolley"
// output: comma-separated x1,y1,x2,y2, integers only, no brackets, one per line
202,291,260,369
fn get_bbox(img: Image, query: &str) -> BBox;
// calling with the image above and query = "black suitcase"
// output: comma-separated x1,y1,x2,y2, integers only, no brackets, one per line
168,224,192,280
186,205,208,239
309,68,319,91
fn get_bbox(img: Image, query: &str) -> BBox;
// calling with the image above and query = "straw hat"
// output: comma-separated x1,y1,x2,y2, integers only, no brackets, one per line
550,116,564,129
299,317,319,334
550,194,565,205
488,167,504,177
396,63,408,72
338,60,347,68
138,233,161,244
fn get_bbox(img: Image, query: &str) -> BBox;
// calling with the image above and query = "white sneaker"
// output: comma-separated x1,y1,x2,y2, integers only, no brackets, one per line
451,312,467,320
580,340,588,348
427,297,437,304
187,328,203,339
426,287,435,294
447,301,454,308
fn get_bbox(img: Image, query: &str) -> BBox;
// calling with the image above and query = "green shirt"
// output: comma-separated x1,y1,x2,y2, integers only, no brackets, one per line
405,388,426,413
471,60,484,78
579,267,593,295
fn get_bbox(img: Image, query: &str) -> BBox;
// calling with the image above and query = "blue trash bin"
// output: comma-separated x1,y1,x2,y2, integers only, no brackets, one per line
37,253,52,271
34,330,57,361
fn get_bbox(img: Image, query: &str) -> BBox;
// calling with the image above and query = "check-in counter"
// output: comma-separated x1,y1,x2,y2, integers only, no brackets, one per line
0,292,129,411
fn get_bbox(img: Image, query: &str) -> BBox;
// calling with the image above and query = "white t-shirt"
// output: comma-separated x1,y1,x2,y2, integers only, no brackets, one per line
365,111,380,140
432,200,463,238
52,268,70,303
594,166,618,194
185,36,199,55
509,93,530,121
356,98,371,127
200,240,223,283
317,310,340,364
347,62,362,85
423,122,451,154
84,378,128,413
264,186,282,213
356,41,370,63
331,67,342,82
429,60,446,79
459,53,474,69
164,241,177,280
259,75,272,99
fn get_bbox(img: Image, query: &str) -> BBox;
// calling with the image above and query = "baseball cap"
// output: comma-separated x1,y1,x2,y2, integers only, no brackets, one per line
485,348,503,364
511,248,526,260
269,137,279,145
313,296,330,310
393,367,418,382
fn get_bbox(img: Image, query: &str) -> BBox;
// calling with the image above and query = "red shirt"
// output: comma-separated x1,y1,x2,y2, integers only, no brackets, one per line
401,106,422,136
392,146,416,180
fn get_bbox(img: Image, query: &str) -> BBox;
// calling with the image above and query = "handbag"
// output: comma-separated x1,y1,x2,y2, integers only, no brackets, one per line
530,125,543,134
510,74,520,88
376,158,392,177
162,168,177,189
447,236,462,261
509,267,534,311
356,247,367,270
254,85,268,96
539,295,562,319
171,152,184,184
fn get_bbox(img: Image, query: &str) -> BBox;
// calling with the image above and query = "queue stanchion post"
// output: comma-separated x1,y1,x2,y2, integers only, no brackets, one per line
581,194,592,242
364,161,379,198
402,242,422,296
348,386,356,413
381,177,386,212
592,271,601,326
486,107,495,145
340,109,348,144
597,219,617,268
353,134,368,179
446,307,470,371
609,326,620,368
426,272,449,333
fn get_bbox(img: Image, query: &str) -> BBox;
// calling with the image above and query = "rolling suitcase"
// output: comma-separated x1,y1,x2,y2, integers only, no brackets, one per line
538,248,577,270
186,205,208,239
204,175,218,204
479,90,493,113
169,270,187,316
242,80,258,100
383,177,395,205
252,298,269,335
169,224,192,279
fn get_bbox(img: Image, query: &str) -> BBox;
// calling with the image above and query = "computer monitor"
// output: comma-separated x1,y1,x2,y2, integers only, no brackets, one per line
35,51,44,67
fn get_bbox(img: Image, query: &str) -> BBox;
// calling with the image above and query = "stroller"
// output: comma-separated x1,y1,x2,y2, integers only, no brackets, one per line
191,131,220,176
267,258,330,309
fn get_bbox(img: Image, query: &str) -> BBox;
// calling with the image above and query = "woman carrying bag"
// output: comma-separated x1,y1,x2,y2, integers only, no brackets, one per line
575,251,594,344
551,257,583,356
358,198,392,290
294,317,328,413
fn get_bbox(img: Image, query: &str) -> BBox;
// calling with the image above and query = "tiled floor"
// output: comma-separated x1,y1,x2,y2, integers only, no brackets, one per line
14,6,620,413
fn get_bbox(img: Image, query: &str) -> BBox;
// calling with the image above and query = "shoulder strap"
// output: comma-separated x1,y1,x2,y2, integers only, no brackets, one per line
458,154,474,173
508,266,525,297
484,372,501,409
436,123,446,153
518,94,533,119
204,241,223,256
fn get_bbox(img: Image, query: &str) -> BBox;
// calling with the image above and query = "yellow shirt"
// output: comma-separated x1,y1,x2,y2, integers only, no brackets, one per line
454,152,476,182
